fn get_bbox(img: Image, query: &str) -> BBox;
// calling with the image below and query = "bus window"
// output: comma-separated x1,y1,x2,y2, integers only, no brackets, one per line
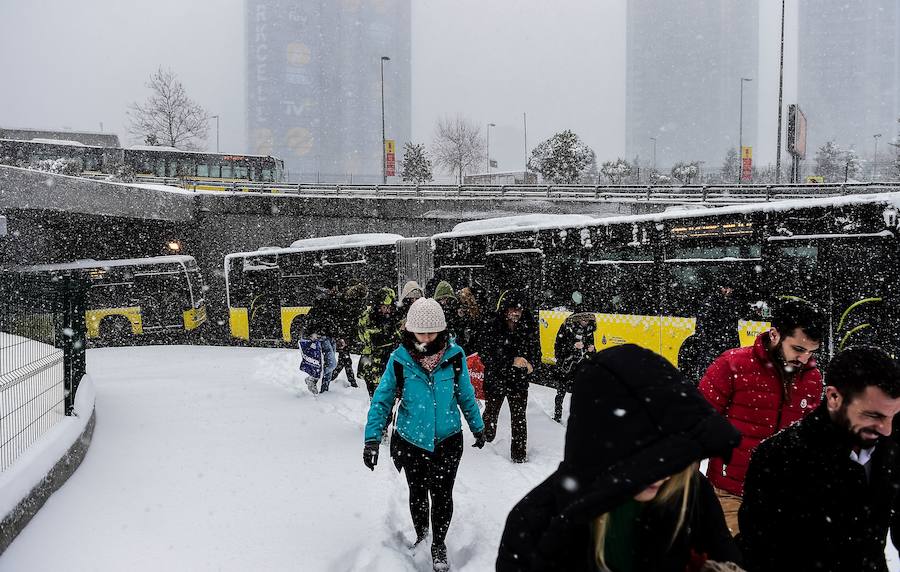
197,164,210,177
209,165,221,178
261,168,273,181
155,159,166,177
221,164,233,178
167,161,177,177
234,166,249,179
763,241,825,307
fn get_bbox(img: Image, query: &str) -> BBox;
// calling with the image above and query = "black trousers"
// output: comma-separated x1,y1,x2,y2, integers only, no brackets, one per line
482,377,528,462
330,349,356,385
394,432,463,546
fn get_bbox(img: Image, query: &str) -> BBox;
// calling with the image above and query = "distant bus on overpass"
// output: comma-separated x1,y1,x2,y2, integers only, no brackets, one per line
0,137,285,185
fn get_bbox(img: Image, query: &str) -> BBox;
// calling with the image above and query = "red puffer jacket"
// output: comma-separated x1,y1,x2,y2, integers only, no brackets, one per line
698,333,823,496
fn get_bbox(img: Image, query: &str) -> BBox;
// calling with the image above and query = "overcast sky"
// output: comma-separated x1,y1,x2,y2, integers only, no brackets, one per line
0,1,796,173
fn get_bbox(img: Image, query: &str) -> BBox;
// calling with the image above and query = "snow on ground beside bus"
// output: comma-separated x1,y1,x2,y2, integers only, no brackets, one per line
0,346,897,571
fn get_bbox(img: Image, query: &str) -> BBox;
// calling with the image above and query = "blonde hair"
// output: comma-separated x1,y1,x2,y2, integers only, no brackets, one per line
592,463,698,571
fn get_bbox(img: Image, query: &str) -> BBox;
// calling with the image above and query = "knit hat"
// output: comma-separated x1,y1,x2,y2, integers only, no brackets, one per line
433,281,457,301
400,280,424,301
404,298,447,333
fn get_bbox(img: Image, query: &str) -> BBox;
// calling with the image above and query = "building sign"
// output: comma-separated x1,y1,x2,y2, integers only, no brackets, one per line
741,146,753,182
385,139,396,177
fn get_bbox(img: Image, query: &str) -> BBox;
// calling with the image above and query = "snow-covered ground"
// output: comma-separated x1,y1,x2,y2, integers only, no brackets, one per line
0,345,897,571
0,346,568,571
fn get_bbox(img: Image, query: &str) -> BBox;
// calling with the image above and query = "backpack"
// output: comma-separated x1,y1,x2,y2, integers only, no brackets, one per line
389,353,464,471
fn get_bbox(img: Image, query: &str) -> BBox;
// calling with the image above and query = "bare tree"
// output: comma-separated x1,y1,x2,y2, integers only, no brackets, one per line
127,67,209,150
431,115,485,184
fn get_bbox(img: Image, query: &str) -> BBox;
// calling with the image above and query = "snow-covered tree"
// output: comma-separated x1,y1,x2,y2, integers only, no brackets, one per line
431,115,484,184
127,67,209,151
527,130,594,184
814,140,856,182
600,158,633,184
400,142,433,183
28,158,82,175
671,161,700,184
721,147,740,183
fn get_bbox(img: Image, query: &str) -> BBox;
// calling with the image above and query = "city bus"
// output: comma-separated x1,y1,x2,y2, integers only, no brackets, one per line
22,255,208,342
431,193,900,371
224,234,405,344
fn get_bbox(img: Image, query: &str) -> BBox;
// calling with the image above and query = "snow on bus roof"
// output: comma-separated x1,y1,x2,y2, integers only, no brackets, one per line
433,192,900,240
29,138,87,147
289,233,404,249
20,255,196,272
450,214,597,234
126,145,279,159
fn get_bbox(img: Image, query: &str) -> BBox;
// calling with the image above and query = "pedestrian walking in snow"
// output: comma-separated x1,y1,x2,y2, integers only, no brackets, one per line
552,311,596,423
496,344,743,572
330,282,368,388
739,345,900,572
678,276,744,386
301,279,342,394
363,298,485,571
433,280,462,340
397,280,424,323
480,291,540,463
454,286,484,354
698,299,825,534
357,287,400,398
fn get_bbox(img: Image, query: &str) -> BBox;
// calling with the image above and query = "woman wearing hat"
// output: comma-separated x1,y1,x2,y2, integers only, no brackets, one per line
496,344,744,572
363,297,485,571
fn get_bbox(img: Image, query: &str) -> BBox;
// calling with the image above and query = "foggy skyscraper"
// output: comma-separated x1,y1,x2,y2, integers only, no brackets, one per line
625,1,759,175
246,0,411,181
798,0,899,168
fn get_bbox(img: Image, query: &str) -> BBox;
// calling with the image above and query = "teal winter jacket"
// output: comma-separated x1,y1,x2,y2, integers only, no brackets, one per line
364,342,484,452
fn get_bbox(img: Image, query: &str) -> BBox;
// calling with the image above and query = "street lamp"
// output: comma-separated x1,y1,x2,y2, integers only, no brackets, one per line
873,133,883,181
649,137,657,180
487,123,496,175
380,56,391,184
211,115,220,153
775,0,786,183
738,78,753,183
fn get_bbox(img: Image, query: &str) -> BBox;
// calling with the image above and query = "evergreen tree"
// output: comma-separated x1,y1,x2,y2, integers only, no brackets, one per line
814,141,845,182
600,158,633,184
671,161,700,184
400,142,433,183
721,147,740,183
526,130,594,184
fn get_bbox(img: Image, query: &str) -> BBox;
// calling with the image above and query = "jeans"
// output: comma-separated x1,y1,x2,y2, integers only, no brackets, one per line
311,337,338,392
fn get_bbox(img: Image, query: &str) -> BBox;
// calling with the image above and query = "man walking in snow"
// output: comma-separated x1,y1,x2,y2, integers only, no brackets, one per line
480,291,540,463
698,299,825,534
739,345,900,571
301,279,342,394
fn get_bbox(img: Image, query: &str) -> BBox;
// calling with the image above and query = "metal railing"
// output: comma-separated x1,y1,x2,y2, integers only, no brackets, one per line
0,273,87,472
81,173,900,205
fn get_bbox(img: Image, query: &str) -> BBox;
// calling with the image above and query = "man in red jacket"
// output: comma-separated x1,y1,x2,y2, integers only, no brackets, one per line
698,299,826,535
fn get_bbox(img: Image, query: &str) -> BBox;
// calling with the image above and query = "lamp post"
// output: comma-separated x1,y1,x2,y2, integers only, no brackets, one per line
380,56,390,184
738,78,753,183
775,0,786,183
873,133,882,181
211,115,220,153
650,137,657,181
486,122,496,176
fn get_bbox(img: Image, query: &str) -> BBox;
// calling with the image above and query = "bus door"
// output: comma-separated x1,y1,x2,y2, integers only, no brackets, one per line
662,242,762,380
134,265,188,331
825,232,900,356
397,237,433,292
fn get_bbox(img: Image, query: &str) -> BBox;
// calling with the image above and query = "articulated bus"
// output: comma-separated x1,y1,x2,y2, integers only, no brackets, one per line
23,255,208,342
430,193,900,370
224,234,418,344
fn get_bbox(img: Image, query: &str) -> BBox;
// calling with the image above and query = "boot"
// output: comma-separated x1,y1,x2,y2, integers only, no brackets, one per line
305,377,319,395
431,543,449,571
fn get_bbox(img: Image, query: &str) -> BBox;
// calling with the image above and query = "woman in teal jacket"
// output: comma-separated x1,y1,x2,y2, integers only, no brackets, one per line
364,297,485,572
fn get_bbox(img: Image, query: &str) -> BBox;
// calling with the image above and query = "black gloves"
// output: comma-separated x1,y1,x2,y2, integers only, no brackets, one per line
472,431,486,449
363,441,379,470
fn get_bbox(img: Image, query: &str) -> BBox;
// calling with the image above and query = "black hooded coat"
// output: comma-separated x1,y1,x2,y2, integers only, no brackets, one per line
496,344,742,572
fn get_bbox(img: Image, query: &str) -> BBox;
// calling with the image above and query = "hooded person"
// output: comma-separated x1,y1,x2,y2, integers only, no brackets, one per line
363,298,485,571
398,280,425,323
433,280,462,341
552,311,597,422
357,286,401,398
496,344,743,572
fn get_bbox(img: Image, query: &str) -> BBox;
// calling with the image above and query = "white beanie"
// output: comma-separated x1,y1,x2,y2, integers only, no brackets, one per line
400,280,424,301
405,298,447,333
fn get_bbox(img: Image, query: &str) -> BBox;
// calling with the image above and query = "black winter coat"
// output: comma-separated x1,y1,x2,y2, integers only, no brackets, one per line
479,312,541,389
496,344,742,572
497,471,739,571
739,405,900,572
302,288,341,337
554,317,597,377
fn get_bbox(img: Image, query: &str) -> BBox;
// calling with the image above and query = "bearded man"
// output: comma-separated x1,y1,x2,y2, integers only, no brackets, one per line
738,346,900,572
698,299,826,534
